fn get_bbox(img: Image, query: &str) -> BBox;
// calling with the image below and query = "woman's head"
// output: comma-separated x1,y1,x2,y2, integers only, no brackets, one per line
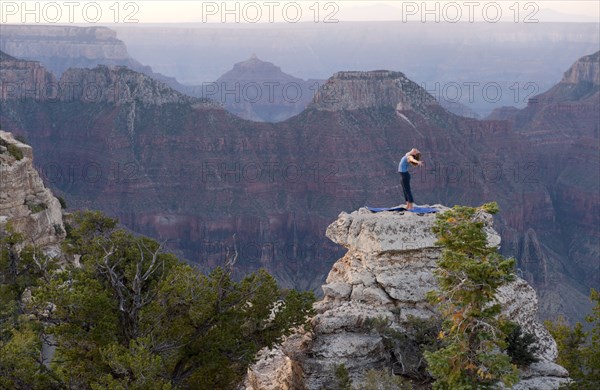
408,148,421,165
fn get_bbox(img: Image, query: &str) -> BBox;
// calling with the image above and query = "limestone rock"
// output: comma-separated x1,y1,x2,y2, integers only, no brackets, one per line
0,131,65,254
242,348,305,390
242,207,569,389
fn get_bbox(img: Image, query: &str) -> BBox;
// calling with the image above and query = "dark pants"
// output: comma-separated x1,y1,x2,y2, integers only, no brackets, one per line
400,172,414,203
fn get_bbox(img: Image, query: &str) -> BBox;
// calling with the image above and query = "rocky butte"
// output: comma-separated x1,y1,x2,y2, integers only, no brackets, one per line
242,207,569,390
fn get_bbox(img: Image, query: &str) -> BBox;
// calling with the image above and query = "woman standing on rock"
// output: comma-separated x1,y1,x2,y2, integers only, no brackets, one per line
398,148,423,210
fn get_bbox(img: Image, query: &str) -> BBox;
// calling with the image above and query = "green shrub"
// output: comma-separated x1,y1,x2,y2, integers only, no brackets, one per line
53,224,65,236
26,202,47,214
365,315,443,381
7,144,23,161
0,137,25,161
505,323,539,367
363,369,414,390
546,289,600,389
56,196,67,209
334,364,353,390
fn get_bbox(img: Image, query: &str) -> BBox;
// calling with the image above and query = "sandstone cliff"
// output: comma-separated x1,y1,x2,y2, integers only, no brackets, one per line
243,207,569,390
0,130,65,255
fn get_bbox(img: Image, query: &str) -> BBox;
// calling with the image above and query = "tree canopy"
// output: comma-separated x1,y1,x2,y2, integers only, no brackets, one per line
1,211,315,389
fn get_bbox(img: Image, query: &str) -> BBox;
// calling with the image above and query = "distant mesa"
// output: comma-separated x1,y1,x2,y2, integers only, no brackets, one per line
309,70,438,113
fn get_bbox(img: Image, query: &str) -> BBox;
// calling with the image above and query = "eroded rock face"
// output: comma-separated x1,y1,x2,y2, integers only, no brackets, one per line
0,130,65,254
309,70,437,112
0,25,131,76
243,207,569,389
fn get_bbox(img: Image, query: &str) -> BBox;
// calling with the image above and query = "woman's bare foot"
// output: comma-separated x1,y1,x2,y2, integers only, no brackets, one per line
406,202,413,210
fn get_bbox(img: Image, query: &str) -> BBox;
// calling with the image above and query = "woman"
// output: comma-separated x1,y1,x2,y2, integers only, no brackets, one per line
398,148,423,210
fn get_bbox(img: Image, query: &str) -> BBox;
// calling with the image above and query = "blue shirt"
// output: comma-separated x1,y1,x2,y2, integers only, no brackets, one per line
399,155,410,173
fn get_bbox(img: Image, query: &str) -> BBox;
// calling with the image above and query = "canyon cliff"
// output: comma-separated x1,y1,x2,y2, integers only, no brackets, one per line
0,130,65,255
488,51,599,320
0,51,597,324
241,207,569,389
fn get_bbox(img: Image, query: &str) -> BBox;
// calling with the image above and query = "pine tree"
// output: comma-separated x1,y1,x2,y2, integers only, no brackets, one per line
424,203,519,389
545,289,600,389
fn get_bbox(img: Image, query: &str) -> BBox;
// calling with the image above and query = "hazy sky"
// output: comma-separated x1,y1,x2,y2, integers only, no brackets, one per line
1,1,599,24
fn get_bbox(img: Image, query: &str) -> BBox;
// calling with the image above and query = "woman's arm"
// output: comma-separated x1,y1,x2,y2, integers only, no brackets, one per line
408,155,423,166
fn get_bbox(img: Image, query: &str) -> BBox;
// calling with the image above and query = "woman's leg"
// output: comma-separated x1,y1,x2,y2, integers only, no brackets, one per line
401,172,414,208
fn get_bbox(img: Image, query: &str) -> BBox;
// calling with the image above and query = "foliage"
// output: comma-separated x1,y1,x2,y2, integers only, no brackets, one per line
363,369,414,390
545,289,600,389
365,315,443,381
0,138,23,161
0,225,60,388
8,143,24,160
2,210,315,389
505,323,539,367
56,196,67,209
424,203,519,389
26,201,47,214
334,364,353,390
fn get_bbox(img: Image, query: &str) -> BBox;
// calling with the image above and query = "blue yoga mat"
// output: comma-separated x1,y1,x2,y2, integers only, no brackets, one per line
366,206,407,212
408,207,438,213
366,206,438,214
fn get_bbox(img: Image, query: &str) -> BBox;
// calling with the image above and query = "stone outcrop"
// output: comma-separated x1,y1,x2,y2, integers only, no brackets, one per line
242,207,569,389
58,66,208,106
0,131,65,255
0,52,57,100
561,51,600,85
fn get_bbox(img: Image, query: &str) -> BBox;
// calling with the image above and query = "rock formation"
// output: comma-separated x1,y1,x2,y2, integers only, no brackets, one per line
0,25,193,95
0,25,131,76
211,55,322,122
0,53,57,100
243,207,569,390
0,130,65,255
309,70,437,113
